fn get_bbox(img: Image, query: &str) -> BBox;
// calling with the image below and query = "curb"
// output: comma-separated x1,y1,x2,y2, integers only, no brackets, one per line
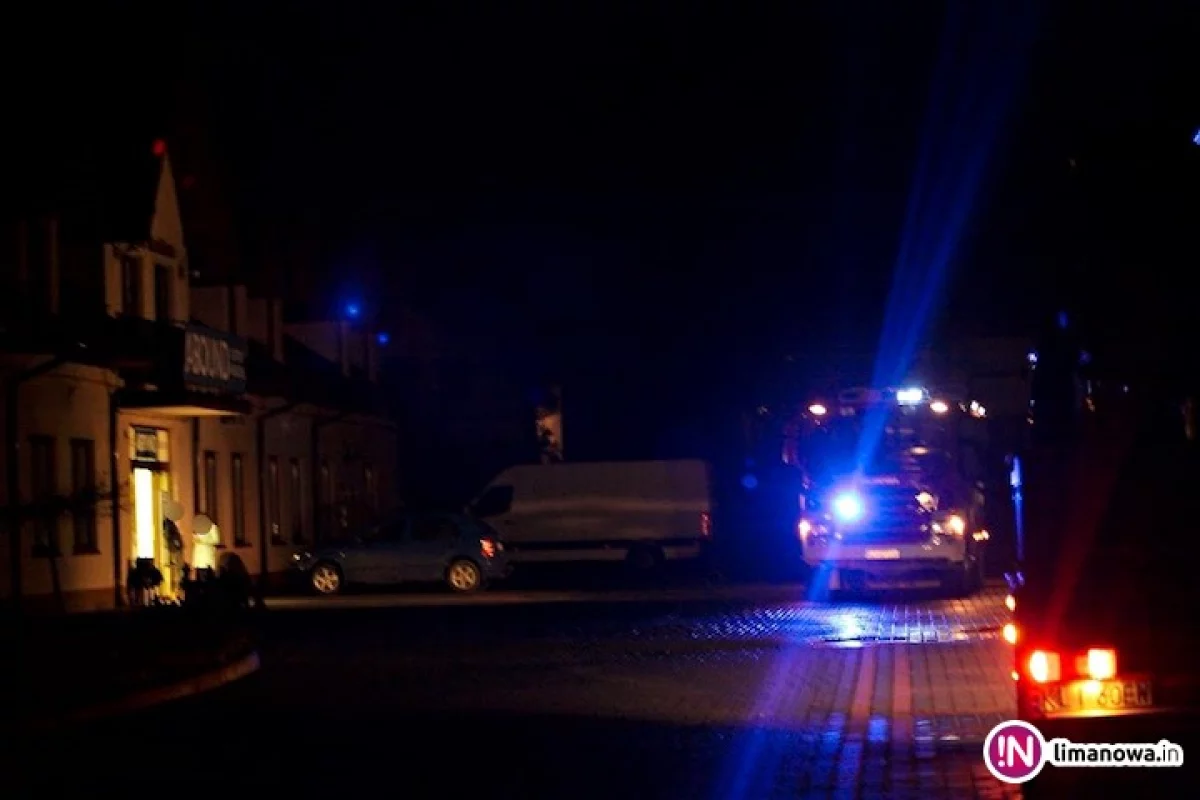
20,650,261,734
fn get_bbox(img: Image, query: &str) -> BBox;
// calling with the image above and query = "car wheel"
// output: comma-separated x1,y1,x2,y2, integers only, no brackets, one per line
310,561,343,595
447,559,483,592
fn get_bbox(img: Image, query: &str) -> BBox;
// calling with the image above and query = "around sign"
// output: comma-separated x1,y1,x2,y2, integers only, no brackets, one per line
182,324,247,395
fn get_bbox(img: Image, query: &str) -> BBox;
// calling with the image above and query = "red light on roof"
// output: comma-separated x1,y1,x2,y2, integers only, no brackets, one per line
152,139,167,156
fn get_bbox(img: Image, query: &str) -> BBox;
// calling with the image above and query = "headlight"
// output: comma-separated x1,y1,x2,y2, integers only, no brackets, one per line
292,551,314,564
932,514,966,536
832,491,865,522
797,518,830,539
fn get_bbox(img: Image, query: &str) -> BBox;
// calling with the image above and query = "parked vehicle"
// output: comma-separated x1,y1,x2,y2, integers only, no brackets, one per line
469,460,714,572
292,511,510,594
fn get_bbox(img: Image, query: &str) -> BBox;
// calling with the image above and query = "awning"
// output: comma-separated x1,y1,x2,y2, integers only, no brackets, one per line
117,389,252,418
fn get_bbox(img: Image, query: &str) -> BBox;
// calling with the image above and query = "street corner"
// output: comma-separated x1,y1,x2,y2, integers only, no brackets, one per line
7,608,262,735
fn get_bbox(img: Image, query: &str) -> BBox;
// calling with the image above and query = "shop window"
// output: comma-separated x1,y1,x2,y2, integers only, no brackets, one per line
289,457,304,543
69,438,98,553
268,456,283,544
319,459,333,537
231,453,248,547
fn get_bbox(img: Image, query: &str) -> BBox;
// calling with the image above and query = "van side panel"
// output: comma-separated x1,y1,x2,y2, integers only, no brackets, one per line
484,461,712,563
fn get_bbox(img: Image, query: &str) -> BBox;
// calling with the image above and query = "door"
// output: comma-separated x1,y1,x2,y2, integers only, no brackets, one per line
339,517,409,585
404,514,463,582
154,473,177,597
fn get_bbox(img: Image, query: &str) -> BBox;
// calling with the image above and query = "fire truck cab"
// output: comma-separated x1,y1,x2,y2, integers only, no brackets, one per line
788,385,990,595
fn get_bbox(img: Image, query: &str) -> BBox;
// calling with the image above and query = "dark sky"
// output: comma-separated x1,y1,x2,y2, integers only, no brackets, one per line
15,1,1200,414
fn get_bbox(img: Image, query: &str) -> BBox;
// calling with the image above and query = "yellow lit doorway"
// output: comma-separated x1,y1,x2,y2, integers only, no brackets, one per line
130,426,178,598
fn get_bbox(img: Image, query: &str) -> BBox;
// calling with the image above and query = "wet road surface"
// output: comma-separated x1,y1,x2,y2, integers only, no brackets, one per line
13,584,1187,798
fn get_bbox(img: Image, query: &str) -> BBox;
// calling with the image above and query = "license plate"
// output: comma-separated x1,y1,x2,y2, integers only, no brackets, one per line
1031,679,1153,717
865,548,901,560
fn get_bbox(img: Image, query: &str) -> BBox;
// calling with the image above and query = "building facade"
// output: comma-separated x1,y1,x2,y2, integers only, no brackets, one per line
1,141,396,610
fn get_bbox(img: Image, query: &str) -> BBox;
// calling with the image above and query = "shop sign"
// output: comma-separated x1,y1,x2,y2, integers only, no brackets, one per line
133,426,161,462
183,324,247,394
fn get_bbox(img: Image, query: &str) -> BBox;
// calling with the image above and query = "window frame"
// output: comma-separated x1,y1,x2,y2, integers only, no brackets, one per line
29,435,57,555
69,438,98,554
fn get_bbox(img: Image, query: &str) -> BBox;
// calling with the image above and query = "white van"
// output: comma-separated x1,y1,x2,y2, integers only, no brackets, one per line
469,460,714,569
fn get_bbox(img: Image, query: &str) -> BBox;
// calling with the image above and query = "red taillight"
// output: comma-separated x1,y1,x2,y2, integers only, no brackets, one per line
1022,646,1118,683
1027,650,1061,683
1082,648,1117,680
480,539,496,558
699,511,712,539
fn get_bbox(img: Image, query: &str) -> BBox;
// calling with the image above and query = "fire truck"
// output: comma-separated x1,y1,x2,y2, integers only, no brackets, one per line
1005,133,1200,795
1009,321,1199,795
787,385,990,595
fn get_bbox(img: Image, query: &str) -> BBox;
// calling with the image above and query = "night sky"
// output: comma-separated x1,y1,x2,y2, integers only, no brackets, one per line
12,2,1200,445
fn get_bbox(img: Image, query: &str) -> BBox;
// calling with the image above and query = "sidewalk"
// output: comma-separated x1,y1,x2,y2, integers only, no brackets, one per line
4,607,260,733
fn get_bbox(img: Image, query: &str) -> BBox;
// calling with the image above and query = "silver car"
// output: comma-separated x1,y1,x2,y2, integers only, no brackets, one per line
291,512,511,594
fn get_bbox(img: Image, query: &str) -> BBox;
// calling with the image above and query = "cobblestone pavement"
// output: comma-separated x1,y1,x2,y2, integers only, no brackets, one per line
21,587,1023,799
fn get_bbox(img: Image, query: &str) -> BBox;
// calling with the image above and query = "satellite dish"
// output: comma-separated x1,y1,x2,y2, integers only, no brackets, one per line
192,514,213,536
163,499,184,522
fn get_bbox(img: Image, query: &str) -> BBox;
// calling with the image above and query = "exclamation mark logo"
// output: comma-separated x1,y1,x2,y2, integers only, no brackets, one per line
983,720,1047,784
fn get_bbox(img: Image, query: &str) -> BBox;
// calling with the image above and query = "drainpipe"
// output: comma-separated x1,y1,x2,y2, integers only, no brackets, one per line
5,356,68,610
257,401,300,585
311,411,351,544
109,390,122,608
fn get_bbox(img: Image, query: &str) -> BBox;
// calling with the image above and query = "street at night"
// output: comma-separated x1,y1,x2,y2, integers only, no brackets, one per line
7,4,1200,799
17,584,1024,799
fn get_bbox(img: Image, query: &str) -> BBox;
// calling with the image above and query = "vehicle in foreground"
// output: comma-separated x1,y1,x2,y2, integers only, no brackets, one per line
789,385,990,595
291,511,510,594
468,459,714,573
1011,327,1199,791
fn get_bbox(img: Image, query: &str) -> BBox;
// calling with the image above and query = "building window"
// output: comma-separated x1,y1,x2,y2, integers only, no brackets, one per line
120,255,141,316
153,264,172,323
268,456,282,544
203,451,219,537
29,436,57,555
69,438,98,553
319,459,333,537
364,464,377,513
231,453,247,547
289,458,304,543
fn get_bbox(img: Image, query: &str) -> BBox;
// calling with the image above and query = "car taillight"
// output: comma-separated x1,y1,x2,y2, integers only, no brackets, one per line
1003,623,1018,645
1028,650,1062,683
1082,648,1117,680
480,539,497,558
700,511,712,539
